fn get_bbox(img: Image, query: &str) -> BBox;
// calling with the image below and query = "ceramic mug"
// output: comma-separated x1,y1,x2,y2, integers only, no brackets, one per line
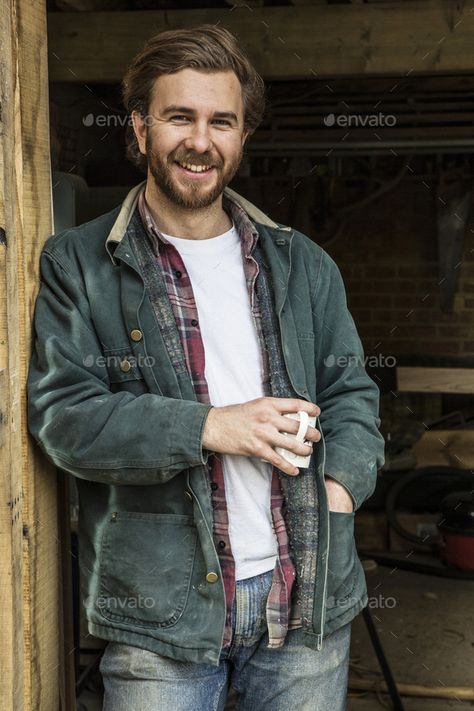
274,410,317,469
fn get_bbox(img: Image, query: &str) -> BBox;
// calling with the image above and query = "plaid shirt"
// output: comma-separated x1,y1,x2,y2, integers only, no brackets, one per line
137,190,299,649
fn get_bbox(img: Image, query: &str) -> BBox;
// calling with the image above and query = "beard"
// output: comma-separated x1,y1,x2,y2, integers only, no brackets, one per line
145,133,243,210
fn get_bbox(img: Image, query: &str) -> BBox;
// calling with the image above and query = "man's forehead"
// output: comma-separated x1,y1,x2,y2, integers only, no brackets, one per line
150,69,243,110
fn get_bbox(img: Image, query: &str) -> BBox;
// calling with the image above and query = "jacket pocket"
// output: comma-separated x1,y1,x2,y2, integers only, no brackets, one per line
103,347,148,395
97,512,197,628
325,511,357,613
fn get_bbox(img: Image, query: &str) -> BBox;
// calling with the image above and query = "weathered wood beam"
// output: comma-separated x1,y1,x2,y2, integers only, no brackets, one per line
0,1,62,709
47,1,474,83
397,367,474,394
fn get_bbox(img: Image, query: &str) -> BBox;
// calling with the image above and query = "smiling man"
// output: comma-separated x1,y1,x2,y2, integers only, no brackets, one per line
27,25,384,711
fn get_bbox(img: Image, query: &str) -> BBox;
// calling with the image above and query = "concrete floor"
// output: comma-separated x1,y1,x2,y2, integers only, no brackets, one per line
78,565,474,710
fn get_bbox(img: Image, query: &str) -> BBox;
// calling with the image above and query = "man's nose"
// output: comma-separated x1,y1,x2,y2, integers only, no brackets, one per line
183,121,213,154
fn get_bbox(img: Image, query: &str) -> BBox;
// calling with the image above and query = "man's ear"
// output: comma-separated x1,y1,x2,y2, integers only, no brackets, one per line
131,110,147,155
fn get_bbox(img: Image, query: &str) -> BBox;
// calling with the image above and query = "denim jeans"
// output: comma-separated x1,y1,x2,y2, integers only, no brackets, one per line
100,568,351,711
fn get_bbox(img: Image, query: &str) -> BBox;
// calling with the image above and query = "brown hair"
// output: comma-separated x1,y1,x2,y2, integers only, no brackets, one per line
122,24,265,173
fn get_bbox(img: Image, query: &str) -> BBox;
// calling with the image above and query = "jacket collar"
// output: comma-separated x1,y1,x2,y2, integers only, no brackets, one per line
105,180,291,265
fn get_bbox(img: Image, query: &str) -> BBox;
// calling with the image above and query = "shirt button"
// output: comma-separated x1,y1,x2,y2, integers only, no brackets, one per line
206,572,219,584
120,359,132,373
218,540,226,549
211,482,218,491
191,319,199,327
130,329,143,342
175,270,182,279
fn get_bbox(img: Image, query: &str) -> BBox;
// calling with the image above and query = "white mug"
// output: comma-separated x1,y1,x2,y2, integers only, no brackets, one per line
275,410,317,469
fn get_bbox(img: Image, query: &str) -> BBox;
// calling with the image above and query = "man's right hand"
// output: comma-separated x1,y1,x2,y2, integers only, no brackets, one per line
202,397,321,477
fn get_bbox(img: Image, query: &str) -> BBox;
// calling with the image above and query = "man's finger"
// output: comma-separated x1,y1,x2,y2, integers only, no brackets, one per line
261,445,299,477
275,416,321,442
272,398,320,417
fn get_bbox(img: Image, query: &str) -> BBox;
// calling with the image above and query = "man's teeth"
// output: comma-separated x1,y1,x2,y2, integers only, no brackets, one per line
178,162,212,173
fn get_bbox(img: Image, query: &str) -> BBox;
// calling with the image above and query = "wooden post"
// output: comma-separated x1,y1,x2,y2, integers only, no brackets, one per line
0,1,63,709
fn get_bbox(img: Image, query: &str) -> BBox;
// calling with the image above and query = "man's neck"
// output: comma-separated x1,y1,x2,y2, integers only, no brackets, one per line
144,179,233,240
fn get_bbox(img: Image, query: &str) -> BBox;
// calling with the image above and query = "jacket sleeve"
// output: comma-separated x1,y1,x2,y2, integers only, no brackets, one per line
27,247,213,486
312,250,385,510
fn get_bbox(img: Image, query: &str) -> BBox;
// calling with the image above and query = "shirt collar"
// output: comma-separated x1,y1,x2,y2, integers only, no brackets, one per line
137,188,259,259
105,181,291,265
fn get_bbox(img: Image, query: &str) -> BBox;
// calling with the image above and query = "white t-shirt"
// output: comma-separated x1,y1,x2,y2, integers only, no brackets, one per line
162,224,277,580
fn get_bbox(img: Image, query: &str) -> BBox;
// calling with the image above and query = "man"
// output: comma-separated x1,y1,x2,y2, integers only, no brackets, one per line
27,25,384,710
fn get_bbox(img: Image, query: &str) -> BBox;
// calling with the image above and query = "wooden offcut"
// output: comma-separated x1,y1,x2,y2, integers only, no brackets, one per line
413,429,474,469
397,367,474,394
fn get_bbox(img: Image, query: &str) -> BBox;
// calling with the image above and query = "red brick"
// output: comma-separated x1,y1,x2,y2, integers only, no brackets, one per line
438,325,474,338
417,341,461,354
393,295,439,309
349,294,392,308
364,265,397,278
397,265,438,278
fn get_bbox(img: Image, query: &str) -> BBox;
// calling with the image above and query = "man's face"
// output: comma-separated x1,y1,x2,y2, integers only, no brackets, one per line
133,69,249,209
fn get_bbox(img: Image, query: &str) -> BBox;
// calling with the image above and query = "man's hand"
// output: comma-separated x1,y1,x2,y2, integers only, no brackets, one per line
325,476,354,513
202,397,321,477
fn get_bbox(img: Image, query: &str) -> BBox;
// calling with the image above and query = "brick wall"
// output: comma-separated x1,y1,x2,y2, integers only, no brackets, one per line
327,181,474,364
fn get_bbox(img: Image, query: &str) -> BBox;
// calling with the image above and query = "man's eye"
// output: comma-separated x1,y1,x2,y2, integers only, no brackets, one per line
170,115,189,122
213,119,231,126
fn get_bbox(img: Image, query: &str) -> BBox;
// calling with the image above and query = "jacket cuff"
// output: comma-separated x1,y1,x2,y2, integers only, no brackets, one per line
172,400,214,468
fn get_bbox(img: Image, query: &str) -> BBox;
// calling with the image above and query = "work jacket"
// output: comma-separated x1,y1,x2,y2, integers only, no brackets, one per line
27,182,385,665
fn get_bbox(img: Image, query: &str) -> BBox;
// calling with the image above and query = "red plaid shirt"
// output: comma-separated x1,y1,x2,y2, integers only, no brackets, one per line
138,190,300,649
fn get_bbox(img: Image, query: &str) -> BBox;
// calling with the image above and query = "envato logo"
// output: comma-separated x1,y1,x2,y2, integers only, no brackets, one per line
84,594,156,610
324,112,397,128
82,353,155,368
323,354,396,368
82,113,156,128
327,594,397,609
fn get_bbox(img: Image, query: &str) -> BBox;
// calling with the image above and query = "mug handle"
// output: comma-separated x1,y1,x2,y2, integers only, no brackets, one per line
295,410,309,441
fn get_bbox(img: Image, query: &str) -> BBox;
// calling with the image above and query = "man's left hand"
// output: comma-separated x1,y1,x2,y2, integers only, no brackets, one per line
324,476,354,513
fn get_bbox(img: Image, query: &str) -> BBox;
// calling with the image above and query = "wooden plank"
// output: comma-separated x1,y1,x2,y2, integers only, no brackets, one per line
0,1,62,710
397,366,474,393
414,429,474,469
47,0,474,83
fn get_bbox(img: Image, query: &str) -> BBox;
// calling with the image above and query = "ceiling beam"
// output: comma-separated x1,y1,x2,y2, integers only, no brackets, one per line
47,1,474,83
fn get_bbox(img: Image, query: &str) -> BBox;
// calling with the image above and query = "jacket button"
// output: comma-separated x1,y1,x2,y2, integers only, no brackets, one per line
206,572,219,583
120,359,132,373
130,329,143,342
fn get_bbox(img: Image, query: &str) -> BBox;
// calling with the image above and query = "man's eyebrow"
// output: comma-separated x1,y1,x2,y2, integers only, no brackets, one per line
161,105,238,122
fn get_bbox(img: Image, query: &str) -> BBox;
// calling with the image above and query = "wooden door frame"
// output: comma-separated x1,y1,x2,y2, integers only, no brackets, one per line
0,1,71,708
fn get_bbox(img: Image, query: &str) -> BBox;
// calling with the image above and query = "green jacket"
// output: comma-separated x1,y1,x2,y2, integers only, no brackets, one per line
27,182,385,665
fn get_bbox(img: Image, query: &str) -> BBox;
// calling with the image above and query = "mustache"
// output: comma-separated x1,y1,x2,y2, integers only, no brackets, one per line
173,153,222,168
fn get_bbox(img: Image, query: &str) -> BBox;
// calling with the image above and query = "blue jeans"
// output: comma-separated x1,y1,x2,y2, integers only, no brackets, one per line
100,568,351,710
